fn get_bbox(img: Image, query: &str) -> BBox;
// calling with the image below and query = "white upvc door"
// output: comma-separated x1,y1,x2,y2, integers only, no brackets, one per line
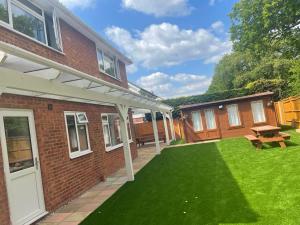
0,109,46,225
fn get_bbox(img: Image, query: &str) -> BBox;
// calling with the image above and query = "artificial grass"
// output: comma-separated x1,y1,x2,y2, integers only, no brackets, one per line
81,130,300,225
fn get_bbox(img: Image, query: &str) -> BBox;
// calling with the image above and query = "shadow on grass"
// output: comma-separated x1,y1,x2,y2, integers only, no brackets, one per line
81,143,258,225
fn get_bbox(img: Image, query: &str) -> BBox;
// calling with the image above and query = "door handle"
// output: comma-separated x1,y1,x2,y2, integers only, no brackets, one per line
35,157,39,170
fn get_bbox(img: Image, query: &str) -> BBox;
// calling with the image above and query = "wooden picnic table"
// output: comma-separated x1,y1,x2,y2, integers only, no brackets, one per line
245,125,290,149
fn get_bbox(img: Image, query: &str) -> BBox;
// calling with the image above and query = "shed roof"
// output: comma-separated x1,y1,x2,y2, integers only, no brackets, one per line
179,92,274,110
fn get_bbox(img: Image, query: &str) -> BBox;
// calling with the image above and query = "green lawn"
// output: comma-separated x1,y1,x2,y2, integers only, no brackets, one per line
81,130,300,225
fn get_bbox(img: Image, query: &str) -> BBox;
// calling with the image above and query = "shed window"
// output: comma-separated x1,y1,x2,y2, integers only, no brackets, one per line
192,111,203,132
227,104,241,126
101,113,132,151
204,109,216,130
65,112,91,159
251,100,266,123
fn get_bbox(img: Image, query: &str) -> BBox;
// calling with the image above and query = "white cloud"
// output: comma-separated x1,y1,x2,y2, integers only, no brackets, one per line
59,0,94,9
122,0,192,17
126,64,138,74
211,21,225,33
105,23,232,69
209,0,223,6
136,72,212,98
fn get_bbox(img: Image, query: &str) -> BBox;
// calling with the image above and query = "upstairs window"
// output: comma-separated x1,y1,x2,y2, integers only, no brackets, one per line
97,49,120,80
0,0,9,23
11,1,46,44
0,0,62,51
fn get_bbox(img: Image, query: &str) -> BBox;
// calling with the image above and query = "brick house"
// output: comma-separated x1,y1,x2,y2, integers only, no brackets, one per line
0,0,174,224
180,92,278,143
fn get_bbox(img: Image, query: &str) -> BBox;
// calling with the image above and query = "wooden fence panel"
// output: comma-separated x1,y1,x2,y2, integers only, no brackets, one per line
275,95,300,128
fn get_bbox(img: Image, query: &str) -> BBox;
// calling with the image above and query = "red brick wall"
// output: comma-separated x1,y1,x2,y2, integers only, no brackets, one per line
0,20,128,88
0,94,137,224
183,96,278,142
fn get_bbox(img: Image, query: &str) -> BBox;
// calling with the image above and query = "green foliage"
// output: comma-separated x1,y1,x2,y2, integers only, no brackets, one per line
208,0,300,99
0,4,9,23
170,139,185,145
230,0,300,57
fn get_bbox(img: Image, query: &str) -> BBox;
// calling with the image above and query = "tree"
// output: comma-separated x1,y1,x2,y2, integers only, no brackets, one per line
230,0,300,58
207,52,256,93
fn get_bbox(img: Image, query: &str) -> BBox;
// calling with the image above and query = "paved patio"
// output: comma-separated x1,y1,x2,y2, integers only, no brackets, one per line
37,143,166,225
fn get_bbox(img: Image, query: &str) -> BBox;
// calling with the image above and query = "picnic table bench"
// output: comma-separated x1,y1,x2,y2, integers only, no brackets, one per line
245,125,290,149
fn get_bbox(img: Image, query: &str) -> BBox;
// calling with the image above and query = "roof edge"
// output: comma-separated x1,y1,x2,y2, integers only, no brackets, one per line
179,92,274,110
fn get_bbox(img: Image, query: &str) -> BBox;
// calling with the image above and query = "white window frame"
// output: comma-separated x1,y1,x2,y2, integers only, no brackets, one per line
97,49,121,81
204,108,217,130
251,100,266,124
64,111,92,159
226,104,241,127
76,112,88,123
101,113,133,152
0,0,63,52
191,111,203,132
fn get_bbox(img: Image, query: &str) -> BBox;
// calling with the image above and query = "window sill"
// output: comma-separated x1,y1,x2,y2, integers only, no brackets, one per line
99,70,121,82
0,21,65,56
70,150,93,159
228,125,244,130
105,140,133,152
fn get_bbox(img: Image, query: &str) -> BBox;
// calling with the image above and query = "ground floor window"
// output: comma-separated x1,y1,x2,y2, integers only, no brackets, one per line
102,113,132,151
227,104,241,127
65,112,91,159
204,109,216,130
251,100,266,123
192,111,203,132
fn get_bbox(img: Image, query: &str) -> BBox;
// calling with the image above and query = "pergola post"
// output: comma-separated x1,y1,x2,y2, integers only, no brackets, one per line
162,112,170,145
169,111,176,141
151,110,161,155
116,104,134,181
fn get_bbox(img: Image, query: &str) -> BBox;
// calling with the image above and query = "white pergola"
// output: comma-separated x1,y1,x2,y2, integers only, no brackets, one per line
0,41,175,181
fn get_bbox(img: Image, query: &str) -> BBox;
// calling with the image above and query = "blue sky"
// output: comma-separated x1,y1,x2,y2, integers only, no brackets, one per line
59,0,238,98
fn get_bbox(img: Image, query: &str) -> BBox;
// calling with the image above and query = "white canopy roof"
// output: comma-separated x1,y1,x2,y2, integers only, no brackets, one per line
0,41,172,112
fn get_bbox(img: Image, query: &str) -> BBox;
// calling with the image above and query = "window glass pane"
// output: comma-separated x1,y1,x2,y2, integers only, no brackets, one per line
251,101,266,123
77,124,89,150
17,0,42,15
103,53,116,77
192,111,203,131
12,3,46,43
107,114,122,147
227,104,241,126
4,117,34,173
66,115,79,153
0,0,9,23
76,112,88,123
205,109,216,130
103,124,111,147
45,13,59,50
97,50,104,71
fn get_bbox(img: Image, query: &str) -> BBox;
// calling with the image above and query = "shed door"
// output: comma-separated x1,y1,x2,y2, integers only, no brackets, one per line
0,110,46,225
